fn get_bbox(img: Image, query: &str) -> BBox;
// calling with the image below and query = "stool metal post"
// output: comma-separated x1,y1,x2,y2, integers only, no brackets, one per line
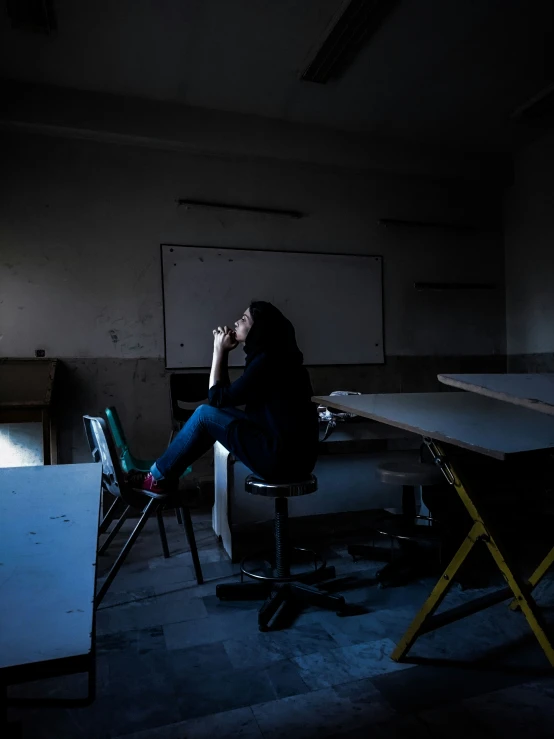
216,474,347,631
274,497,290,578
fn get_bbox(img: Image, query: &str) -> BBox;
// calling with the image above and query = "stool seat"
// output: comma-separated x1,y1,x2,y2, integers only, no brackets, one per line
245,475,318,497
377,461,443,487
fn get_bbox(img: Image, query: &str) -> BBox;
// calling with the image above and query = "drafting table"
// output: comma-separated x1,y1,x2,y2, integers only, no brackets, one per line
314,392,554,667
439,373,554,416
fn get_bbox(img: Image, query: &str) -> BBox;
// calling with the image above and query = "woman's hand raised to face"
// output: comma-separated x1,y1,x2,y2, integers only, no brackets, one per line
213,325,238,354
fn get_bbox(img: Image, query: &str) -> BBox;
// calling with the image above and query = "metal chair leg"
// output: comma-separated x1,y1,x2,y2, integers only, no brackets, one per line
99,496,123,534
95,499,158,606
175,508,183,525
180,506,203,585
98,505,131,555
157,507,170,558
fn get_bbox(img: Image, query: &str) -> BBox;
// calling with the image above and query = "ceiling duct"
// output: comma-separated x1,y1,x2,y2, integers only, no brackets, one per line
6,0,56,34
510,82,554,122
301,0,399,84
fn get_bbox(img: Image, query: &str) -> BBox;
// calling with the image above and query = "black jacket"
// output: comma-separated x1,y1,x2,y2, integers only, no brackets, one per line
208,352,318,470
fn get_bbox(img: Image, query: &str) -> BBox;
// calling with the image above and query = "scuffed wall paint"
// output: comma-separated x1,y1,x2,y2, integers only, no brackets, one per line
1,131,505,361
58,354,505,466
57,358,171,463
0,128,508,465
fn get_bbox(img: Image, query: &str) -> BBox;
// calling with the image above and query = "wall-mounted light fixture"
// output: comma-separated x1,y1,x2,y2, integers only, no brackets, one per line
378,218,479,232
414,282,497,291
177,199,304,219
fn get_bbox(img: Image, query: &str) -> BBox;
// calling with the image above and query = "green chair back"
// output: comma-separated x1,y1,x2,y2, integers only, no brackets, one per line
104,407,191,477
105,407,146,473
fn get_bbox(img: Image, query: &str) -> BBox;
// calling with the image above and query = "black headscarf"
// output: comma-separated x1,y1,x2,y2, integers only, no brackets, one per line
244,301,304,367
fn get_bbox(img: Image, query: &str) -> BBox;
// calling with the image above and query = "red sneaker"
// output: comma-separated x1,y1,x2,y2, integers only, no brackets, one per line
128,471,176,495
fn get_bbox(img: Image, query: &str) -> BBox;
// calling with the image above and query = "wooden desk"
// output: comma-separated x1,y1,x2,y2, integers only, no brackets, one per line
0,359,59,464
312,392,554,668
0,463,101,714
439,373,554,416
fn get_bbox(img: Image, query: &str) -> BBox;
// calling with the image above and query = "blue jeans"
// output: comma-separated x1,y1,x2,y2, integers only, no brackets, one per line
152,405,288,482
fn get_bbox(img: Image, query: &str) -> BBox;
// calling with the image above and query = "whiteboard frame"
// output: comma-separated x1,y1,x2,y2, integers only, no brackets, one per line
161,244,384,369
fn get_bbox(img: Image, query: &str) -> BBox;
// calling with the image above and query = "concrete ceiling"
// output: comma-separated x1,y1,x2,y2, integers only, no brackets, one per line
0,0,552,150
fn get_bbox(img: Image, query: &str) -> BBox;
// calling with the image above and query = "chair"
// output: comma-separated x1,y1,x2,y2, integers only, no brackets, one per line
348,451,444,587
83,415,203,606
105,406,192,524
169,373,210,442
216,474,347,631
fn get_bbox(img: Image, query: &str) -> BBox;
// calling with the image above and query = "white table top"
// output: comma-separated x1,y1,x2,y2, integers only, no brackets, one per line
0,463,101,675
438,373,554,416
313,392,554,460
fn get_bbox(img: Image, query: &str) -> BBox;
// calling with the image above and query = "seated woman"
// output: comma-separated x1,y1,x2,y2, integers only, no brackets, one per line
134,301,319,493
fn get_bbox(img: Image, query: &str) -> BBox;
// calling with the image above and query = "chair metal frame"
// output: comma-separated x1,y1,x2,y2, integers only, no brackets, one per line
104,405,191,524
169,372,210,443
83,415,203,606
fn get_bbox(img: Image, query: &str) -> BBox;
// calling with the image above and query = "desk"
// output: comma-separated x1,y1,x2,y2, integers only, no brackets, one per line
0,463,101,716
313,392,554,667
313,392,554,460
439,373,554,416
0,360,59,464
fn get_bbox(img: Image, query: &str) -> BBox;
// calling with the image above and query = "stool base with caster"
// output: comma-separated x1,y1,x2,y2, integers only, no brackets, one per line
217,576,346,631
216,474,348,631
348,457,444,588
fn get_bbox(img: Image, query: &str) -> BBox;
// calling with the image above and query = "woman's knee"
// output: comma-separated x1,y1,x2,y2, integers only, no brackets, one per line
191,403,218,426
188,404,237,441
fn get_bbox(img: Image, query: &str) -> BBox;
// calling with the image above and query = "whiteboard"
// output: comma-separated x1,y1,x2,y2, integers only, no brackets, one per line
161,245,383,368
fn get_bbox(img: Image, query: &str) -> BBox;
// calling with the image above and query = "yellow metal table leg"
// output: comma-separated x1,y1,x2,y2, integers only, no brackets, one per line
484,534,554,666
391,522,480,662
392,440,554,668
509,545,554,612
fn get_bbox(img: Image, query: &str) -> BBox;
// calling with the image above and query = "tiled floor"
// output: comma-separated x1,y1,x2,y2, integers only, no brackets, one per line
8,509,554,738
